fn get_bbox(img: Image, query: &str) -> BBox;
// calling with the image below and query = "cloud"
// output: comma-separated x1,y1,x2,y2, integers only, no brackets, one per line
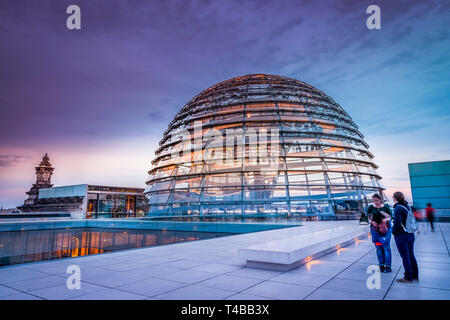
268,16,303,39
0,155,31,167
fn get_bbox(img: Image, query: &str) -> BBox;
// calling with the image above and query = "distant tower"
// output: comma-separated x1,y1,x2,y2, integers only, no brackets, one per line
23,153,54,205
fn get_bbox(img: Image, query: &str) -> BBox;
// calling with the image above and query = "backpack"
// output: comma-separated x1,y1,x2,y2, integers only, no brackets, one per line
398,205,418,233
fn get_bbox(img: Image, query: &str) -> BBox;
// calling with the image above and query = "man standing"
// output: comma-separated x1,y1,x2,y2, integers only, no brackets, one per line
425,203,435,232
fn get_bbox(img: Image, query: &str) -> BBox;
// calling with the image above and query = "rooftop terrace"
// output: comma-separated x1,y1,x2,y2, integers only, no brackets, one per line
0,221,448,300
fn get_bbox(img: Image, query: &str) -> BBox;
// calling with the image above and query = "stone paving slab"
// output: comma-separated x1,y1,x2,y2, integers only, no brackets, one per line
241,280,317,300
0,221,448,300
153,283,236,300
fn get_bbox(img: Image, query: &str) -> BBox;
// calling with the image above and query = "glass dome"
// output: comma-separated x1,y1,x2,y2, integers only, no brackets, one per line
145,74,384,219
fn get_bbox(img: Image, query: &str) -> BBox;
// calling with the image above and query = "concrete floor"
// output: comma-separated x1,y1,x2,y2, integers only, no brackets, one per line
0,221,449,300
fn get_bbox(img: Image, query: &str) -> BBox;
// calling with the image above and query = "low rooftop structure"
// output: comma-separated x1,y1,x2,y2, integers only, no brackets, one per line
17,154,149,219
19,184,149,219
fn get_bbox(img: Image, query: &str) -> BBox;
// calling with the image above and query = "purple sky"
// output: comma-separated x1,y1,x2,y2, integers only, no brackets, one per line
1,0,449,207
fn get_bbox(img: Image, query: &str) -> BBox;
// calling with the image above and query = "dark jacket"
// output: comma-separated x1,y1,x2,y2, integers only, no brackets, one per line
392,202,410,236
367,204,392,224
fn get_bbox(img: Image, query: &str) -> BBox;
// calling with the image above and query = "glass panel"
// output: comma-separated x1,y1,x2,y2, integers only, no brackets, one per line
244,202,288,215
309,201,334,215
149,205,170,214
171,203,200,215
326,172,346,185
172,189,201,202
306,172,326,185
244,171,285,186
200,187,242,202
288,186,310,198
174,177,202,189
149,192,170,204
98,193,126,215
286,171,306,184
290,201,311,215
150,180,172,192
204,173,241,187
244,186,286,201
201,204,242,215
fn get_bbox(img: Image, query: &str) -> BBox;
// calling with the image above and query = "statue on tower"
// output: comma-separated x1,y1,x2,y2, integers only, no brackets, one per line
22,153,54,205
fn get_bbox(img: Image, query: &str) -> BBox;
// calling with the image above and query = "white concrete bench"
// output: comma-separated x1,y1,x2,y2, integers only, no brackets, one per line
238,225,369,271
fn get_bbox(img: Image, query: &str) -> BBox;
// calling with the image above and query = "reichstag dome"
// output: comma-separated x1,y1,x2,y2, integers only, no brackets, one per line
145,74,384,219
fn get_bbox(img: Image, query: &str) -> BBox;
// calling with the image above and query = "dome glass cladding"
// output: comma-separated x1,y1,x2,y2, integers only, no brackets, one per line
145,74,384,219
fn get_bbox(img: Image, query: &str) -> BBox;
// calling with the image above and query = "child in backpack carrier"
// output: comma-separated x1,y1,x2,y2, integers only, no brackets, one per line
367,193,393,273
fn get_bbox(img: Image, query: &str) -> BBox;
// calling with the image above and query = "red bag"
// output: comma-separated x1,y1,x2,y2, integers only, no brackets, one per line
376,219,388,235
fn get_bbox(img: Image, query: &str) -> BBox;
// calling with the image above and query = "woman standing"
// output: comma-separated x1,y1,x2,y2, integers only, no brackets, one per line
367,194,393,272
392,191,419,283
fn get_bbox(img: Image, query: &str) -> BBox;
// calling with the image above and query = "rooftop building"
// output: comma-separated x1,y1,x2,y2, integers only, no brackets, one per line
409,160,450,220
17,155,149,218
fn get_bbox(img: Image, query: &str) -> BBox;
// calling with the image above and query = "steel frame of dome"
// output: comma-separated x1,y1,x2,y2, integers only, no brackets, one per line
144,74,384,218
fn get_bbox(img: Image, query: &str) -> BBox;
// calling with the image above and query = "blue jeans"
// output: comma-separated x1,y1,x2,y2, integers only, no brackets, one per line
374,235,392,268
395,233,419,281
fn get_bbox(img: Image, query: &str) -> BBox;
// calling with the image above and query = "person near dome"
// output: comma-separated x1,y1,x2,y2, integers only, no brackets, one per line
367,193,393,273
